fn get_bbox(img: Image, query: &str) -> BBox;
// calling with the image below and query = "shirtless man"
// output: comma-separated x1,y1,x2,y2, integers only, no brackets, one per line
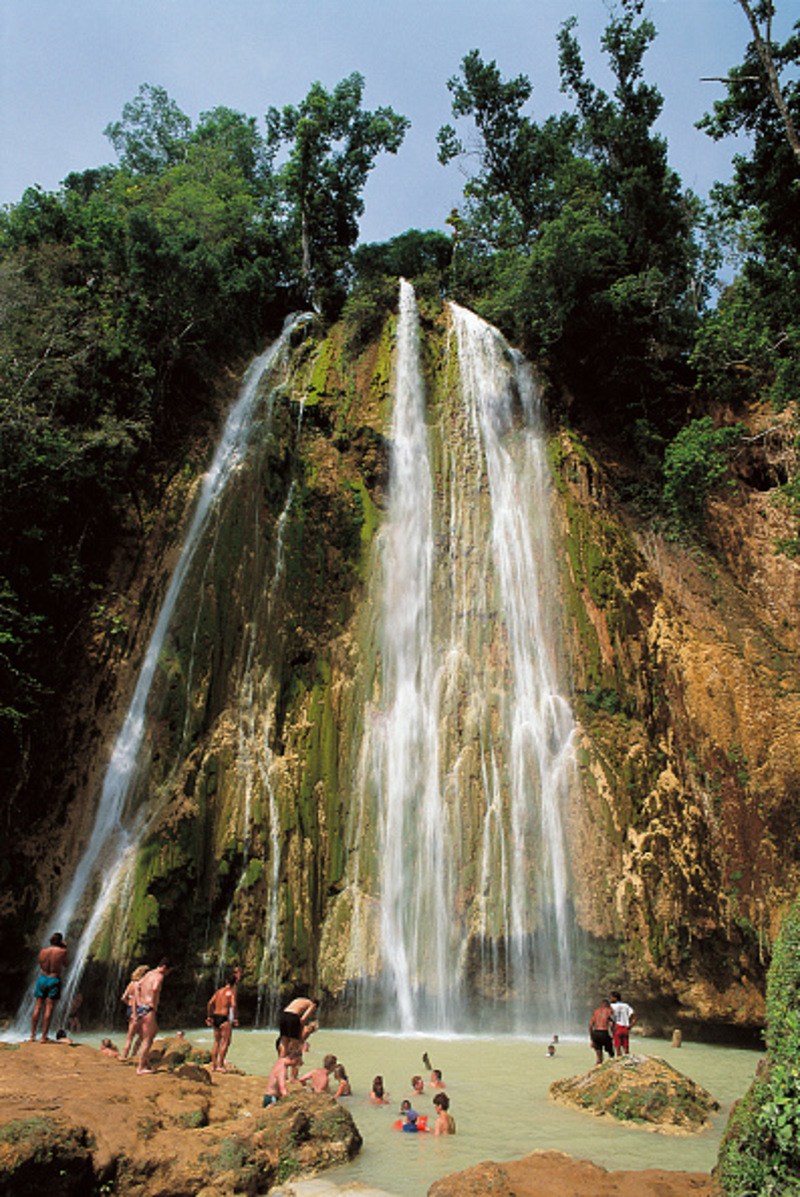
135,958,172,1075
432,1092,455,1135
279,995,318,1077
206,972,239,1072
429,1068,446,1089
299,1053,337,1093
589,998,615,1065
30,932,68,1043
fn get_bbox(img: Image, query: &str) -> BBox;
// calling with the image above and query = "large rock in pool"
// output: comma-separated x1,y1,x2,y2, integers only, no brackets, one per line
549,1054,719,1133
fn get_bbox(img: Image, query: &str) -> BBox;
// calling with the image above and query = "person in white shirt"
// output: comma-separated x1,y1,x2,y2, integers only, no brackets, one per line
610,989,636,1056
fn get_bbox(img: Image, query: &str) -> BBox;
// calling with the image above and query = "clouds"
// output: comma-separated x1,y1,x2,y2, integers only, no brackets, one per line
0,0,760,242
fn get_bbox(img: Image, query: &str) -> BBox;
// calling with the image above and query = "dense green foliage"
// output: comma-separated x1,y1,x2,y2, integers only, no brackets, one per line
0,79,407,776
266,73,409,313
716,892,800,1194
437,10,704,430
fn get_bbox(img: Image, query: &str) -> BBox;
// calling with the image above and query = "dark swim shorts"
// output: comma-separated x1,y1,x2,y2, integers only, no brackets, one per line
33,974,61,1001
279,1010,302,1040
212,1012,228,1029
591,1028,614,1056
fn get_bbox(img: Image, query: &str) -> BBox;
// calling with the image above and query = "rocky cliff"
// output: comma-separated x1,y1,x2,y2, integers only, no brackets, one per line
3,299,798,1035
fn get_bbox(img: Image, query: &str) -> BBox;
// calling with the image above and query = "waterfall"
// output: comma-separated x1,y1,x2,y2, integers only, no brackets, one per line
348,286,576,1032
373,279,451,1032
448,303,576,1021
13,314,311,1036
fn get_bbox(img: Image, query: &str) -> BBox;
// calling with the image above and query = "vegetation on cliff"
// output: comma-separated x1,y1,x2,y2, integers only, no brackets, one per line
716,892,800,1193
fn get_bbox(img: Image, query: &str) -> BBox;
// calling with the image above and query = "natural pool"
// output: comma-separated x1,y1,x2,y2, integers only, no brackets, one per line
82,1025,761,1195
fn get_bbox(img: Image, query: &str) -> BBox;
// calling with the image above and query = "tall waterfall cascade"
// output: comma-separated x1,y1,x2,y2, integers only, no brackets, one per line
14,288,578,1038
344,285,577,1032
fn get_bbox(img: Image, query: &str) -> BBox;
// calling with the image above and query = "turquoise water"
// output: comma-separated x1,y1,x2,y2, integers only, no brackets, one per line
81,1026,760,1195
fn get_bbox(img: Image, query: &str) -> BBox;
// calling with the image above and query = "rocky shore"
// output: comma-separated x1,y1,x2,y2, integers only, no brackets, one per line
0,1037,361,1195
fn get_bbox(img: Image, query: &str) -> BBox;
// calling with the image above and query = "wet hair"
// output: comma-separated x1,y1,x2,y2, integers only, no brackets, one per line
433,1092,450,1110
432,1069,442,1080
55,1028,68,1040
411,1075,422,1088
101,1038,116,1049
323,1054,337,1070
158,956,172,969
334,1063,348,1080
401,1099,411,1112
372,1076,384,1098
226,972,239,987
50,933,64,946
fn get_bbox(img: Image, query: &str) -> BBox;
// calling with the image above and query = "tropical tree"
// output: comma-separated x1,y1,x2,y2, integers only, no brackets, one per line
104,83,192,175
266,73,409,313
438,10,702,430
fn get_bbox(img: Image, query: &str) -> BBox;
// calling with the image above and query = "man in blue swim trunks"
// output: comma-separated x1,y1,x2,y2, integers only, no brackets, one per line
30,932,68,1042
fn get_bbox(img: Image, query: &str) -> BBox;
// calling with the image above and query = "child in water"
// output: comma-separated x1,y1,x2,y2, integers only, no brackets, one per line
333,1062,351,1097
299,1053,337,1093
433,1092,455,1135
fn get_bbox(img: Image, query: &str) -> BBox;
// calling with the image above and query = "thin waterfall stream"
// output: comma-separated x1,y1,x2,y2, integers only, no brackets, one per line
13,314,311,1036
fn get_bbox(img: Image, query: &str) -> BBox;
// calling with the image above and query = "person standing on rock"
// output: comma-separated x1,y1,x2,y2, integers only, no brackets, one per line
206,971,239,1072
610,990,636,1057
278,994,318,1076
589,998,615,1065
135,958,172,1075
29,932,68,1043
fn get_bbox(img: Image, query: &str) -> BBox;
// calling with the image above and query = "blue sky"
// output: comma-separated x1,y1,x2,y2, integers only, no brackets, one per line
0,1,777,243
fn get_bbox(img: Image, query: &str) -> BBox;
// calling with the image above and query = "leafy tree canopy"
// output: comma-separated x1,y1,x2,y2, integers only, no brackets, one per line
266,72,409,312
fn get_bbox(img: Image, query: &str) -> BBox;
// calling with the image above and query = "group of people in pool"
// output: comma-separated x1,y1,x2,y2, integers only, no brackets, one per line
29,937,455,1134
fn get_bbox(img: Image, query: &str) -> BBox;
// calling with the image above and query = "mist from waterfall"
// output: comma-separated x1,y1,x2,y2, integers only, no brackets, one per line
12,315,310,1036
350,285,576,1033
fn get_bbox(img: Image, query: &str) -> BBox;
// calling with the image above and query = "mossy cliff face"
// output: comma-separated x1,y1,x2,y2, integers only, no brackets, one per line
552,425,800,1029
5,307,798,1034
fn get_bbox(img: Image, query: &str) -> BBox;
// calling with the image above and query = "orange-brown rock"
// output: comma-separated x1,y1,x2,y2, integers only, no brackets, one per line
428,1149,718,1196
0,1039,361,1195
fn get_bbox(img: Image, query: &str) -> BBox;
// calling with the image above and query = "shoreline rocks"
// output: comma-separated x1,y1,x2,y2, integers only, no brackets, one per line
0,1039,361,1195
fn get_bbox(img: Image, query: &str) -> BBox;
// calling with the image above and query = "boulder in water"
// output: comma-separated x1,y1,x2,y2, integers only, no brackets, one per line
548,1054,719,1133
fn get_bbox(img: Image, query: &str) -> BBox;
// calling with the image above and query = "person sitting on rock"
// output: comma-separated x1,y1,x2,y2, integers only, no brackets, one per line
263,1045,292,1106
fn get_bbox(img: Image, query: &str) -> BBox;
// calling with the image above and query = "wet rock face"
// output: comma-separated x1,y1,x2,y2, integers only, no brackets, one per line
548,1054,719,1133
554,425,800,1027
4,313,799,1034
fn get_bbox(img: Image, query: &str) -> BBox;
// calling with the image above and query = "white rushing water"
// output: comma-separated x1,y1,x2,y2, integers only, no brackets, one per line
12,314,311,1038
351,286,576,1032
373,279,450,1031
448,303,575,1016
